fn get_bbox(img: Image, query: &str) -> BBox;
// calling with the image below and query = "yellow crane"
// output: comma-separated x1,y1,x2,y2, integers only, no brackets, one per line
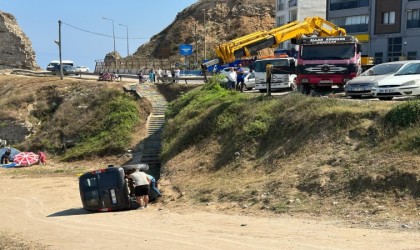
202,16,347,69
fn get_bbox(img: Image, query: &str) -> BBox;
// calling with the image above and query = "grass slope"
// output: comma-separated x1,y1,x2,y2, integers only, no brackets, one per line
162,76,420,223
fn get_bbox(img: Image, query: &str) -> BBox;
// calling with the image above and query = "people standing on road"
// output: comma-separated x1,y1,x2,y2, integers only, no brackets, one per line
1,148,11,164
149,69,155,83
157,67,163,80
126,168,151,209
236,64,245,92
174,68,181,83
146,174,162,197
226,67,237,90
171,68,176,83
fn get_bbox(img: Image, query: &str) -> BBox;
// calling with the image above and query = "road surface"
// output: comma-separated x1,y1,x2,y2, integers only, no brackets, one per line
0,176,419,250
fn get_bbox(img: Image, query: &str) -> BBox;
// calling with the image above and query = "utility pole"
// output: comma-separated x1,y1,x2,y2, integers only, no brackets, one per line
102,17,116,54
119,23,129,56
57,20,63,80
202,8,206,61
194,24,198,67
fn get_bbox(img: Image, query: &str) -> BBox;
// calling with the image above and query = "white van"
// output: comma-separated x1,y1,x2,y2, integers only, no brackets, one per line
254,58,297,92
46,60,74,71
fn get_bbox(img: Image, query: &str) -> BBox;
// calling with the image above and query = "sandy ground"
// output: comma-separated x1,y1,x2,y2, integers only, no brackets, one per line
0,176,419,250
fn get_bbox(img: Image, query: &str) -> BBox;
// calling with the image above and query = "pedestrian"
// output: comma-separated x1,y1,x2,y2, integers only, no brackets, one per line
146,174,162,197
38,150,47,165
137,72,144,84
149,69,155,83
236,64,245,92
171,68,176,83
1,148,11,164
174,68,181,83
226,67,237,90
126,168,151,209
157,67,163,80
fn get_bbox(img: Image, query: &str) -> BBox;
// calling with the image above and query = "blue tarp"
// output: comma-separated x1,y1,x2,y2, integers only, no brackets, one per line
1,162,18,168
0,147,21,161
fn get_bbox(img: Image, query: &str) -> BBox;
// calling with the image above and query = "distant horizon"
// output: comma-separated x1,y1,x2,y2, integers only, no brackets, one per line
0,0,198,71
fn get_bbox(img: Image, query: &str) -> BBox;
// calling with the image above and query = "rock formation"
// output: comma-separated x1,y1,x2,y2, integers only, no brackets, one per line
0,11,38,69
132,0,275,62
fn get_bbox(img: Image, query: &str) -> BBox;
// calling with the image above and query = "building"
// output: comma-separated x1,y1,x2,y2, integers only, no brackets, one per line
327,0,420,63
274,0,420,63
275,0,327,50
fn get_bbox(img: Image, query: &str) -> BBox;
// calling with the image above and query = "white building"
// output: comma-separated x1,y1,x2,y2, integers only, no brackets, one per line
275,0,327,50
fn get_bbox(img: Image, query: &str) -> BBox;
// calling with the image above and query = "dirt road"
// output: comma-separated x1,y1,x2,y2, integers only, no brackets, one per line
0,176,419,250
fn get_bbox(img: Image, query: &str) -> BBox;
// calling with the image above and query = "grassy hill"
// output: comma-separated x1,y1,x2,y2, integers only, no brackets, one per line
162,76,420,227
1,74,419,229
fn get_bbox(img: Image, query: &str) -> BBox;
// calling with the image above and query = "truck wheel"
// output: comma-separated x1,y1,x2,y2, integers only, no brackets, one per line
299,84,311,95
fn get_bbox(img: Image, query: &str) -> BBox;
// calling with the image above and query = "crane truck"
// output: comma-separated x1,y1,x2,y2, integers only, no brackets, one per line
202,16,366,93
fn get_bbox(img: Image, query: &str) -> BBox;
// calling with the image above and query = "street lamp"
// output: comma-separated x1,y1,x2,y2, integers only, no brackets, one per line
202,8,206,61
102,17,116,54
119,23,129,57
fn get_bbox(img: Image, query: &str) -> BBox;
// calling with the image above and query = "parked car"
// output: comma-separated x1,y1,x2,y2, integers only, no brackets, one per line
51,65,77,75
75,66,90,73
344,61,406,98
371,60,420,100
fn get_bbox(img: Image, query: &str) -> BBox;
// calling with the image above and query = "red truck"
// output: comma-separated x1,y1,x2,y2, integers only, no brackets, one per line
296,36,362,94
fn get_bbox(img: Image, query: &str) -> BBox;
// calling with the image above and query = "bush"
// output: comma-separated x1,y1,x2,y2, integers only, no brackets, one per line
384,100,420,128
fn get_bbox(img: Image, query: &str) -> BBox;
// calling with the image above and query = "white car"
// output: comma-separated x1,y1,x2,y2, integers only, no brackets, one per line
345,61,405,98
371,60,420,100
75,66,90,73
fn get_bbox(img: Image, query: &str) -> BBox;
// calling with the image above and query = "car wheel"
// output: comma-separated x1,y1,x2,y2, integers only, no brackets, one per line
378,97,393,101
258,89,266,93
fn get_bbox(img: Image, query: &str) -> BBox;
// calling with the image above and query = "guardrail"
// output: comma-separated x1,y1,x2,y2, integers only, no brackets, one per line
157,76,206,84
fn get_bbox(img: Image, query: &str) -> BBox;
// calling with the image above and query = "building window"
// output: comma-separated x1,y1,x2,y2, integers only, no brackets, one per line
383,12,396,25
407,51,417,60
289,0,297,8
407,9,420,28
388,37,402,61
374,52,383,64
330,15,369,33
289,9,297,22
330,0,369,11
277,0,285,11
277,16,285,26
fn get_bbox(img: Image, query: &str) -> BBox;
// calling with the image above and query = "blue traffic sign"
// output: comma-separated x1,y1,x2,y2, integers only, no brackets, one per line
179,44,193,56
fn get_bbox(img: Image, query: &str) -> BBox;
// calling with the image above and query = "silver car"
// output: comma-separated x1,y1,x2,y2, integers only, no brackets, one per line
344,61,405,98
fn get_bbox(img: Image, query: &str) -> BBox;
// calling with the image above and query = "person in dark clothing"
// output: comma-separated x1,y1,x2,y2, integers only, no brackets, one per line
1,148,11,164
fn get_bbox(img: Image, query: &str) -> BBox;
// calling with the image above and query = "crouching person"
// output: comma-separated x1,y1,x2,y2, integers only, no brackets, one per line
126,168,151,209
146,174,162,198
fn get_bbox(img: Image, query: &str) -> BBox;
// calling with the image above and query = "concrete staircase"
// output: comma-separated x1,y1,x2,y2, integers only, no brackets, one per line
134,83,167,177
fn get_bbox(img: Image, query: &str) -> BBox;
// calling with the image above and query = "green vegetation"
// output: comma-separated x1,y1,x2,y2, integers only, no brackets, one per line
21,87,141,161
162,76,420,216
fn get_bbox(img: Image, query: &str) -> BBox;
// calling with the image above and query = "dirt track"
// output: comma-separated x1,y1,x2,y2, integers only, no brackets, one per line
0,176,419,250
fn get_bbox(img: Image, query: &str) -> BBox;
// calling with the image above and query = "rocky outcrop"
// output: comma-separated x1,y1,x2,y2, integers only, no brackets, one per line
133,0,275,61
0,11,38,69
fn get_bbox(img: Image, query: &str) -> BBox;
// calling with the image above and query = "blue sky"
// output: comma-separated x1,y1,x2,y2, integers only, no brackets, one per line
1,0,198,70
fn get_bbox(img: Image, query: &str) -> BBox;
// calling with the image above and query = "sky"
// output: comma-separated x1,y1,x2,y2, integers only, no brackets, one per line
0,0,198,71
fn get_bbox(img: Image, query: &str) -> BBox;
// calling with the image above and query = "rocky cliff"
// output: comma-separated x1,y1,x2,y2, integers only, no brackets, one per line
133,0,275,61
0,11,38,70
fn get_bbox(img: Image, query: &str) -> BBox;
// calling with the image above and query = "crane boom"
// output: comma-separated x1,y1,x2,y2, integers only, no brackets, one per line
202,16,346,68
